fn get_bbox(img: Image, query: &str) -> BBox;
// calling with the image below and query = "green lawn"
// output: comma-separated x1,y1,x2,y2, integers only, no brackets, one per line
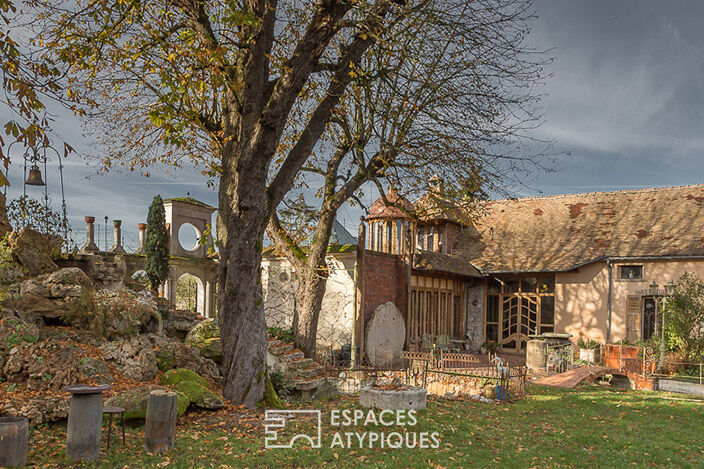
28,385,704,468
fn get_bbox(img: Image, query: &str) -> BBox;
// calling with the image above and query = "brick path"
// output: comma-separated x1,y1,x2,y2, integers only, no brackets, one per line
532,366,615,388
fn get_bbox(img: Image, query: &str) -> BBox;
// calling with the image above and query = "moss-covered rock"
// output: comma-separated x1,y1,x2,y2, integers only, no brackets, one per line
160,368,208,387
105,387,190,420
199,337,222,364
184,318,219,347
173,380,224,410
154,345,177,371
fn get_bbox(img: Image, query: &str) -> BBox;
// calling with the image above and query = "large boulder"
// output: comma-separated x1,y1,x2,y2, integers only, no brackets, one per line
1,395,70,427
153,339,221,383
2,339,85,391
161,368,208,387
199,338,223,364
365,302,406,367
100,336,158,382
185,318,219,346
185,318,222,364
0,312,39,377
104,386,190,420
164,309,202,340
173,380,223,410
62,289,161,340
161,368,223,410
5,267,94,322
8,228,61,277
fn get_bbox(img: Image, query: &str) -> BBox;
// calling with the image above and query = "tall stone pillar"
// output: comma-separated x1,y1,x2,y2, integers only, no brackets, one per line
137,223,147,254
80,216,99,253
110,220,126,253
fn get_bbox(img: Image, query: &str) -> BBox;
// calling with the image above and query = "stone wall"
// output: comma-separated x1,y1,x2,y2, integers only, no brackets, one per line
330,368,525,399
261,252,356,350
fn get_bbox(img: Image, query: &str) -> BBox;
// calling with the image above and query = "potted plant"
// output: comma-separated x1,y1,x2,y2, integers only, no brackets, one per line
481,341,499,356
578,339,600,364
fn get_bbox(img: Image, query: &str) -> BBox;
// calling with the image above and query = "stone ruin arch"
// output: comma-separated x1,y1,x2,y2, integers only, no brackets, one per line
79,197,219,318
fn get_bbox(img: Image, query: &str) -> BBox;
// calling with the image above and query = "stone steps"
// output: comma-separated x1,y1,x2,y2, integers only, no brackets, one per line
287,358,314,370
267,334,327,400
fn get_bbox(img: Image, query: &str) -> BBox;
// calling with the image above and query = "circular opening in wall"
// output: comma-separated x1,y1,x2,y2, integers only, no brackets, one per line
178,223,200,252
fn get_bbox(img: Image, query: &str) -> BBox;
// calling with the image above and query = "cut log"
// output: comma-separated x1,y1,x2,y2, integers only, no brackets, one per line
144,390,178,454
0,416,29,467
65,392,105,463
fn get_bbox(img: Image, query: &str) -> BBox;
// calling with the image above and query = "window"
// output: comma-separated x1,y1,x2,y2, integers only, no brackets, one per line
417,226,425,250
386,222,392,252
368,223,374,249
396,220,402,253
427,226,434,251
377,222,383,252
619,265,643,280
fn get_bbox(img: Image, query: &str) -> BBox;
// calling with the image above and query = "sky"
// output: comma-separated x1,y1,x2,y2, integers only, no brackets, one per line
3,0,704,248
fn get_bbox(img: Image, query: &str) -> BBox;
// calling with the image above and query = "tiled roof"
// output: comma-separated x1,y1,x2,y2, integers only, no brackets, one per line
414,192,465,223
413,250,482,277
366,188,414,220
453,185,704,272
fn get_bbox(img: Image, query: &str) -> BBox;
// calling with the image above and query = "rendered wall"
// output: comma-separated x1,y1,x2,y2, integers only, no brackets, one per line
556,259,704,343
261,252,356,350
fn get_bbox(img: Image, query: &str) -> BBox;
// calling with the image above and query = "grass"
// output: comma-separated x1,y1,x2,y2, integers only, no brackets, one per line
27,384,704,468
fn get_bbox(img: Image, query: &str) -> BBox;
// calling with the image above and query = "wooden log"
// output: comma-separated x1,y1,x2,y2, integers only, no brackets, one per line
144,390,178,454
66,392,104,463
0,416,28,467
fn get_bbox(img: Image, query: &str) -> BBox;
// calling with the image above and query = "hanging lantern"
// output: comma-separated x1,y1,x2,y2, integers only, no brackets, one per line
25,165,46,186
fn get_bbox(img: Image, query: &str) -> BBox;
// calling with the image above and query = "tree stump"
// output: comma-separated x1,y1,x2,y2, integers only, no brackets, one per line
144,390,178,454
65,391,105,462
0,416,29,467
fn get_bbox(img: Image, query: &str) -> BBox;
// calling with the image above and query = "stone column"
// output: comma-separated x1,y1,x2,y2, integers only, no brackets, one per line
110,220,126,253
137,223,147,254
204,281,212,318
80,216,99,253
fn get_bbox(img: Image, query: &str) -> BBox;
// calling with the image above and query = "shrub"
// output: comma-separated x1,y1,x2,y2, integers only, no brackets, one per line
268,326,295,343
663,272,704,361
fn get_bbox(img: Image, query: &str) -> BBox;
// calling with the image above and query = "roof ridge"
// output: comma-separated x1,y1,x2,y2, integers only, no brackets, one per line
487,183,704,204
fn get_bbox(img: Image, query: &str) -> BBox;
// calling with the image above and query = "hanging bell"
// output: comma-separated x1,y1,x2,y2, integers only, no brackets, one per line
25,165,46,186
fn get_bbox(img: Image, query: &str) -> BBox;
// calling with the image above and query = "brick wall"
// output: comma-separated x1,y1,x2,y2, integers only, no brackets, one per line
362,250,408,323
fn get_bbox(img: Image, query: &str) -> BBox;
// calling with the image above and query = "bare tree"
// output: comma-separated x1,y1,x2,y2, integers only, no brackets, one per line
267,0,552,358
38,0,470,406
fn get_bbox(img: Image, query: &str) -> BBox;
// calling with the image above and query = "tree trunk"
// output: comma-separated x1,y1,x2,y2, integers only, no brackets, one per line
217,144,270,407
293,208,337,358
294,264,328,358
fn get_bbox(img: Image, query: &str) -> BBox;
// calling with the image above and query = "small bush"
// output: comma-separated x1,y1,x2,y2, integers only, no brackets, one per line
268,327,295,343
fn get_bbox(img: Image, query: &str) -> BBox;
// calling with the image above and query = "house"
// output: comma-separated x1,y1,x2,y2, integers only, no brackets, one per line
356,184,704,355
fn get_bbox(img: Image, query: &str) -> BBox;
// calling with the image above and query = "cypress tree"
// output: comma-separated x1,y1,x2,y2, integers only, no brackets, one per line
144,195,170,292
